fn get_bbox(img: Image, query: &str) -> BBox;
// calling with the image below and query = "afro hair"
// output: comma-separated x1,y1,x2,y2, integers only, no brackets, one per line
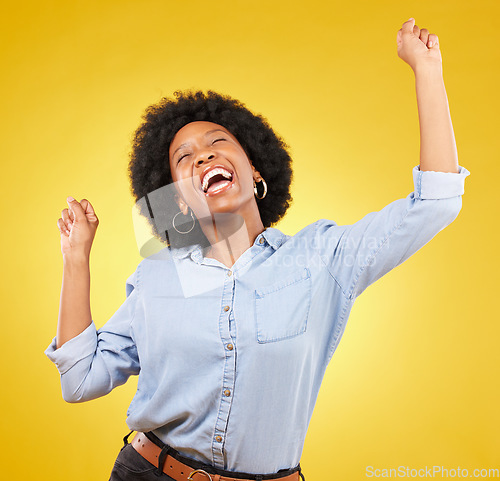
128,90,293,248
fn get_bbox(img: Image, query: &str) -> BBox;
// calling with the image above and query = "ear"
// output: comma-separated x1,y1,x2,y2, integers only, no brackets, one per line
174,194,190,215
251,164,262,182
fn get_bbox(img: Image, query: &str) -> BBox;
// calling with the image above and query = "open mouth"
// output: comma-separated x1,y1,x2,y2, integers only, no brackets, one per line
201,166,234,195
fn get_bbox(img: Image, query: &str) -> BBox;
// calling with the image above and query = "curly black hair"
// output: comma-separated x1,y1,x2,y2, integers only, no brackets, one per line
128,90,293,249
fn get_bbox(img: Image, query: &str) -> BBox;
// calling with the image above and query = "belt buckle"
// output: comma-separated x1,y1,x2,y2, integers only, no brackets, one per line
187,469,213,480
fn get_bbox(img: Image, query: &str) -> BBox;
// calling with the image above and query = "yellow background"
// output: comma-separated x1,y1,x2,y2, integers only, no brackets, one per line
1,0,498,479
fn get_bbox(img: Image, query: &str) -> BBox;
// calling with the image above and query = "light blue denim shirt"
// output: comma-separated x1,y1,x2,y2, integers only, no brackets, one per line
46,165,470,474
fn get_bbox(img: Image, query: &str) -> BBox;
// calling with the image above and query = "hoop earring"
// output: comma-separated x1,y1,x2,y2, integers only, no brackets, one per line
172,209,196,234
253,178,267,200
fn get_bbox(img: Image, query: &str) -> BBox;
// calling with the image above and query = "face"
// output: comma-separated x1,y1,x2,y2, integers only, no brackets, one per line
168,121,261,220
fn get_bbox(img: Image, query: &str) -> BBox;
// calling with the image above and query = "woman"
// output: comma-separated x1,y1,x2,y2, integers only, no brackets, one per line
46,18,470,481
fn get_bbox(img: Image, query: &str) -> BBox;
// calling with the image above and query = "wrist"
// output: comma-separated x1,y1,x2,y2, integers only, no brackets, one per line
413,59,443,77
63,252,90,267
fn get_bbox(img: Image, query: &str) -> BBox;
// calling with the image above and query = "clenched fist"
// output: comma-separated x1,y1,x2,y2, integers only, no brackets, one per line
397,18,442,72
57,197,99,258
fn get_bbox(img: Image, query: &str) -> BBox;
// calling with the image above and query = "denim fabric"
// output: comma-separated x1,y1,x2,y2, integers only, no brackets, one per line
47,165,470,475
109,444,175,481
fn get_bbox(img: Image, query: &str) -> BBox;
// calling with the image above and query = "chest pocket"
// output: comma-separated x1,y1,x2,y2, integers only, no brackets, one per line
254,268,311,343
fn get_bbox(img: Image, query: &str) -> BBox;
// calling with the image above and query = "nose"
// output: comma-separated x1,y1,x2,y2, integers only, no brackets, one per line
195,151,215,167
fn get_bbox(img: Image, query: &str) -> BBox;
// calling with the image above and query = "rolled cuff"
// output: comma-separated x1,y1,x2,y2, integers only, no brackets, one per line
44,321,98,375
412,165,470,199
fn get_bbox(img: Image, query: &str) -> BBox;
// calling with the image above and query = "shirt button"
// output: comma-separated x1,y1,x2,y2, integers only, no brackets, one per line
215,435,223,443
224,389,231,397
259,237,265,244
226,343,234,351
223,305,230,312
227,270,232,277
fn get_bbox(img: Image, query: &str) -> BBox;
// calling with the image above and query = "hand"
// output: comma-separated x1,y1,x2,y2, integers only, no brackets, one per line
397,18,442,72
57,197,99,258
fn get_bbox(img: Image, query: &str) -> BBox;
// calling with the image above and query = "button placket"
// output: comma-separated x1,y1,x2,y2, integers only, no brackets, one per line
228,309,236,339
212,270,237,468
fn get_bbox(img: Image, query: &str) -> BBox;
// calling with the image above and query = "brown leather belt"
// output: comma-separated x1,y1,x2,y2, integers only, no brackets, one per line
130,432,301,481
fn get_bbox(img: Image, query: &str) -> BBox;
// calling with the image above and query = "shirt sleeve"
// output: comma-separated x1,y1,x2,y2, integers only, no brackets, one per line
44,265,141,403
315,165,470,300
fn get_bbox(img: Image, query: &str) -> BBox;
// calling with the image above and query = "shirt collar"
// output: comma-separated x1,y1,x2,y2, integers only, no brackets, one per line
259,227,288,250
169,227,288,261
170,243,201,260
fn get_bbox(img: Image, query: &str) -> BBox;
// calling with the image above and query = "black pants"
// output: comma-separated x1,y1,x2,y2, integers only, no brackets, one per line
108,432,305,481
109,442,175,480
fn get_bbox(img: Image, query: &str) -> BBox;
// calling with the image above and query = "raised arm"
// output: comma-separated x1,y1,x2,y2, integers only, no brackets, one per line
315,19,470,300
397,17,459,173
56,197,99,348
50,197,140,403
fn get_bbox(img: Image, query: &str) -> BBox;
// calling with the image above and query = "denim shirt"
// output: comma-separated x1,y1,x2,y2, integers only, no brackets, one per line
46,165,470,474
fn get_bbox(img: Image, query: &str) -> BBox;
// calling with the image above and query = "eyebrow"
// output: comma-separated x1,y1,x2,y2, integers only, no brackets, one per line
172,129,229,158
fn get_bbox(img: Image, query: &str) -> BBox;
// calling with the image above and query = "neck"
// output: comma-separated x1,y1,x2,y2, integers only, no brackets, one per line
198,209,265,268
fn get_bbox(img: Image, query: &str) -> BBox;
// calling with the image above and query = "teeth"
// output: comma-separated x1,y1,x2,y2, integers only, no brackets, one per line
202,167,232,192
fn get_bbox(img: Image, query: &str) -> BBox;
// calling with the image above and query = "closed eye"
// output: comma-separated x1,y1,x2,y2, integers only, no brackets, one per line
177,138,226,163
177,153,190,163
